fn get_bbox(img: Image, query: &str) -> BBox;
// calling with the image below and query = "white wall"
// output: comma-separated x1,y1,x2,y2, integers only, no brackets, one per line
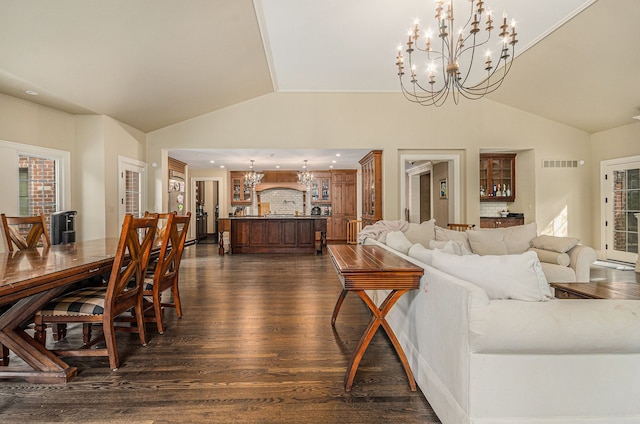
103,117,146,236
74,115,106,240
147,92,594,244
0,93,147,243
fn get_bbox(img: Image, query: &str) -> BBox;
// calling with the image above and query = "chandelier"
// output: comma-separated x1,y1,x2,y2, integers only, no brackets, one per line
396,0,518,106
244,160,264,189
297,160,313,186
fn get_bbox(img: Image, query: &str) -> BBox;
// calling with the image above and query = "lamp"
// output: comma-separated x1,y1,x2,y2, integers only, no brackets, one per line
396,0,518,106
298,160,313,186
244,160,263,189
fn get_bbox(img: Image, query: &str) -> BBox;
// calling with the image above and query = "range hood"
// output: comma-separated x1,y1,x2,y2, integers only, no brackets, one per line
255,182,308,192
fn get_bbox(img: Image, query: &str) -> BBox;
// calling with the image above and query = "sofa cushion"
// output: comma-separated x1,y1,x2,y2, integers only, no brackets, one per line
540,262,576,282
530,235,580,253
403,219,436,247
386,230,414,255
466,229,508,255
435,226,472,251
466,223,537,255
408,243,435,266
529,247,570,266
408,240,471,266
431,250,553,301
503,223,538,253
429,239,472,256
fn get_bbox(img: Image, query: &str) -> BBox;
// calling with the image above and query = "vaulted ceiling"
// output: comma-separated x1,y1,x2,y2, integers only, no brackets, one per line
1,0,638,167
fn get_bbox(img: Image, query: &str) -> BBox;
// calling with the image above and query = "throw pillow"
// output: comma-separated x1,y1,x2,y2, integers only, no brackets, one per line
429,239,472,256
530,235,580,253
408,243,434,266
466,229,508,255
431,250,552,301
386,230,414,255
528,247,571,266
403,219,436,247
435,226,472,252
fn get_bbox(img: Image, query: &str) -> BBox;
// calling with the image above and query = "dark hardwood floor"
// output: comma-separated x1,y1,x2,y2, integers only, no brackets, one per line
2,244,638,423
0,244,440,423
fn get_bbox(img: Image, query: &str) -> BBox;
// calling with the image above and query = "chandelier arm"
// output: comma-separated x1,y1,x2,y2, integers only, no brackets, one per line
399,76,449,107
457,57,513,99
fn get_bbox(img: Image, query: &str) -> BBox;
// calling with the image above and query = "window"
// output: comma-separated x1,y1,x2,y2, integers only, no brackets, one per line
613,168,639,254
18,154,58,227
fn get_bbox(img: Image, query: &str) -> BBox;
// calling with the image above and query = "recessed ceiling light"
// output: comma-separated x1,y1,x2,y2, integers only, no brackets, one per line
209,160,215,163
332,160,337,163
275,165,280,168
335,153,341,157
25,90,38,96
220,165,225,168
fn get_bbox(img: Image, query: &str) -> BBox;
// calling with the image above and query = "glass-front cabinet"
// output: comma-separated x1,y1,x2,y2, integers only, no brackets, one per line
480,153,516,202
310,172,331,203
359,150,383,227
230,171,252,205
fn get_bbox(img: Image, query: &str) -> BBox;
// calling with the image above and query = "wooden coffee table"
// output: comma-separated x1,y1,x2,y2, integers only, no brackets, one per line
328,244,423,392
550,282,640,300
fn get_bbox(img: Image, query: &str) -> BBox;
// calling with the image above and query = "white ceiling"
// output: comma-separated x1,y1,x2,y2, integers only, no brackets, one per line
1,0,639,170
167,148,371,171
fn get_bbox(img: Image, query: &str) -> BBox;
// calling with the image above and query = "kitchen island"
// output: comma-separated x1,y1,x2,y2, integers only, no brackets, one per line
218,216,327,254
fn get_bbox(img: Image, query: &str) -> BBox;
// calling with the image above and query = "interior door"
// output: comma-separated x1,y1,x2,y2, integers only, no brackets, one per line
118,157,146,225
604,160,640,263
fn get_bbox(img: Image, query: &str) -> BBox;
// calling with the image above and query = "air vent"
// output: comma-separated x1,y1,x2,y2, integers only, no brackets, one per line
542,159,580,168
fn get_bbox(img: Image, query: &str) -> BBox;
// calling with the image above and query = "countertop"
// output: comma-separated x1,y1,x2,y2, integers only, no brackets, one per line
222,215,329,219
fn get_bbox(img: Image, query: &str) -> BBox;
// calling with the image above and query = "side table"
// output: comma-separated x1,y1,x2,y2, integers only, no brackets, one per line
550,282,640,300
328,244,423,391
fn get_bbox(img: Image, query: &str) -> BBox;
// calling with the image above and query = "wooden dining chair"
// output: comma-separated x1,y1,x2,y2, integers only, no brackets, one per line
142,212,191,334
33,214,158,370
447,223,475,231
1,213,51,252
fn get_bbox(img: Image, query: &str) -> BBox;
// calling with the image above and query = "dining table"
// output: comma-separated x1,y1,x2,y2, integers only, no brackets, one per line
0,238,121,384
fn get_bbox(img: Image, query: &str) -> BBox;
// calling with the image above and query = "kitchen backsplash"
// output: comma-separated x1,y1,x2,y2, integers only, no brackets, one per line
260,189,305,215
480,202,508,217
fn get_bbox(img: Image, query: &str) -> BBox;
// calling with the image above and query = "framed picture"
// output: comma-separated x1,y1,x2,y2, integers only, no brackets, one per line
439,178,448,199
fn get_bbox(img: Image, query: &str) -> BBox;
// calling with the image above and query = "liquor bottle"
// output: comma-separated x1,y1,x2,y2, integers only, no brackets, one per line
506,184,511,197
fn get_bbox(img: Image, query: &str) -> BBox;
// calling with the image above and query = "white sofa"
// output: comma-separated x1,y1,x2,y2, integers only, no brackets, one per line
359,221,640,424
359,220,596,283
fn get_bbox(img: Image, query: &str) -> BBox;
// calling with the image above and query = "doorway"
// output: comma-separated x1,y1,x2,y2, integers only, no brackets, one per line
191,177,221,243
401,153,461,226
602,156,640,263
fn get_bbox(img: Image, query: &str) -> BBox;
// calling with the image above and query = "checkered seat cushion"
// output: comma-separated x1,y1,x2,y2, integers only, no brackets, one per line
36,287,107,316
143,276,155,292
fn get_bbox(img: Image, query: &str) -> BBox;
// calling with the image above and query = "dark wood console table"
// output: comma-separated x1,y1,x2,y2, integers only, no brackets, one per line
328,244,423,391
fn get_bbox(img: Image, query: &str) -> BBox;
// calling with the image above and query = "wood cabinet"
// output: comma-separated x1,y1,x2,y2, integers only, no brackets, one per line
195,181,205,206
359,150,382,227
230,217,326,254
230,171,252,205
196,213,208,240
328,170,357,242
310,172,331,203
479,216,524,228
480,153,516,202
